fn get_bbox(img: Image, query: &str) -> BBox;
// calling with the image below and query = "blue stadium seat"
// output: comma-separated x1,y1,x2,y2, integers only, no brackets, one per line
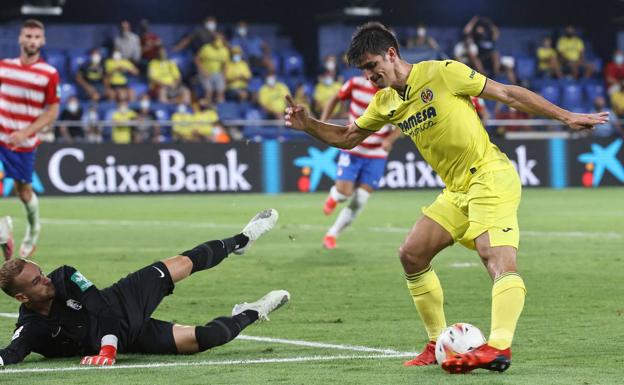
340,67,361,81
282,52,305,76
128,81,149,98
60,83,77,103
169,53,193,77
70,55,88,77
270,53,281,74
248,77,264,93
217,101,242,121
561,83,583,110
584,81,605,103
45,52,68,81
515,57,536,81
540,85,560,105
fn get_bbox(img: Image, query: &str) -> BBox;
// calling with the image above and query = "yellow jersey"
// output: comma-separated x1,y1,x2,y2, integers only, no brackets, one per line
557,36,584,62
148,59,181,86
355,60,510,192
224,61,252,90
197,43,230,74
111,109,138,144
536,47,557,71
105,59,136,86
259,82,290,116
313,80,342,115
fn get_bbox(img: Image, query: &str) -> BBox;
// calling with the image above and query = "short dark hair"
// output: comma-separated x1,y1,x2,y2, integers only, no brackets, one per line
0,258,27,296
346,21,400,66
22,19,45,31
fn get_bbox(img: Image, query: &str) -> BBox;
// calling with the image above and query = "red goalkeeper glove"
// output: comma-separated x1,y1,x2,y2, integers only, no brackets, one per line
80,335,117,366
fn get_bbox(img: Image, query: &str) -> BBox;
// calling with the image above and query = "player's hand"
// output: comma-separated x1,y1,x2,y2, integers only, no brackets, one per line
7,130,30,148
382,139,394,152
284,95,308,131
565,111,609,131
80,344,117,366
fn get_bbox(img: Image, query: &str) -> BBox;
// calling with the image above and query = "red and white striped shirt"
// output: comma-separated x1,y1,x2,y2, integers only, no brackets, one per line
0,57,60,152
338,76,393,159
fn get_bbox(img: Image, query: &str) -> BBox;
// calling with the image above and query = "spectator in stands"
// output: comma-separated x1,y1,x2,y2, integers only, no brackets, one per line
464,16,516,84
493,103,531,134
557,25,592,79
111,99,138,144
258,72,289,120
105,48,139,101
322,55,338,77
114,20,141,64
139,19,162,64
454,34,484,74
405,24,442,61
173,16,218,53
293,83,312,114
224,46,251,102
76,48,110,102
230,21,266,68
148,46,191,105
55,96,84,144
82,105,102,143
610,79,624,115
196,33,229,105
313,71,342,117
536,37,562,78
592,96,622,138
134,94,161,143
191,99,230,143
604,49,624,95
171,103,194,142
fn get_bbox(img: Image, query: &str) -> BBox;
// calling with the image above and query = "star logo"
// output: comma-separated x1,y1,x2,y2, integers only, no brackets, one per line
293,147,340,192
577,139,624,186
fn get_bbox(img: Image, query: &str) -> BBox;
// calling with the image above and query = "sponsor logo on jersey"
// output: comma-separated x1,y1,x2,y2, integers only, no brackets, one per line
70,271,93,292
66,299,83,310
420,88,434,103
396,107,437,136
12,325,24,341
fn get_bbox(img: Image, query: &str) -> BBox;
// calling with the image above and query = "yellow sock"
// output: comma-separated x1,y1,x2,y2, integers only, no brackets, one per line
489,272,526,350
406,266,446,341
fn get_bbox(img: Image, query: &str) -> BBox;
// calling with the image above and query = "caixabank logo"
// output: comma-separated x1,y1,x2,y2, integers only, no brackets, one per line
577,138,624,187
292,147,340,192
0,161,45,197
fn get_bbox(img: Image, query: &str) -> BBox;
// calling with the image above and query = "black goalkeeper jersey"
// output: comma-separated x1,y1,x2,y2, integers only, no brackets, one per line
0,265,121,366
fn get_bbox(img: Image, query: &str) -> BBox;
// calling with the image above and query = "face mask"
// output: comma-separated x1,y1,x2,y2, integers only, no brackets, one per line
615,54,624,65
237,27,247,37
323,76,333,86
417,27,426,37
67,102,79,113
89,110,98,121
232,54,242,62
91,54,101,64
325,60,336,71
177,104,187,113
140,100,150,110
112,51,122,60
266,76,276,86
119,105,128,113
205,22,217,32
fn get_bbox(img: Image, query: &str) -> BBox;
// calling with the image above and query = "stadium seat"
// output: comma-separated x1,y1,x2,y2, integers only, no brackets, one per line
60,83,77,103
70,55,88,77
584,81,605,103
515,57,536,81
128,81,149,98
248,77,264,93
340,67,361,81
45,52,68,80
282,52,305,76
539,84,560,105
561,83,583,110
169,53,193,77
217,101,242,121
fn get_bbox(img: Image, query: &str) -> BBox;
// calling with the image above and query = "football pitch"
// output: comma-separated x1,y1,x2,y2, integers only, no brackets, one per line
0,188,622,384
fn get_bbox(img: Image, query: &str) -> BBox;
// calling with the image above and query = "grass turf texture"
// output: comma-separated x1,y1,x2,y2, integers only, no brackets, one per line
0,188,622,384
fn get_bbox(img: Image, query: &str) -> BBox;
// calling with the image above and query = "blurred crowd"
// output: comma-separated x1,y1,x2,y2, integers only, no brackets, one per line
45,15,624,144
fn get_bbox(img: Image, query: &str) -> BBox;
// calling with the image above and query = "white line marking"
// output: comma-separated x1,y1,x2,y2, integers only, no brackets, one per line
0,312,18,318
32,218,624,239
449,262,479,268
0,353,414,374
237,335,413,355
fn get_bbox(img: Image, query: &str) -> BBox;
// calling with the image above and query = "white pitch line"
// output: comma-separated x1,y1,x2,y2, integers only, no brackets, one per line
0,312,18,318
237,335,413,355
0,353,414,374
32,218,624,239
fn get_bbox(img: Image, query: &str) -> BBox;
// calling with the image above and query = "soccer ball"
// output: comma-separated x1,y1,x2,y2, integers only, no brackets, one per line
434,323,486,364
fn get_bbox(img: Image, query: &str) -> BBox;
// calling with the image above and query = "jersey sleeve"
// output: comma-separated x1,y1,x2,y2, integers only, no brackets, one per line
0,322,47,366
337,78,354,100
354,94,388,132
439,60,487,97
45,71,60,105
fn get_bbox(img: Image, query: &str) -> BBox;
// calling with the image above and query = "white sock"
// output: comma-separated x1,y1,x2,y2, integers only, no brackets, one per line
24,193,40,242
329,186,349,203
327,188,371,237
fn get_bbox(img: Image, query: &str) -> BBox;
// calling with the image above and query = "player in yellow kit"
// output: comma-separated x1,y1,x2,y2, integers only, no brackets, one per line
284,22,608,374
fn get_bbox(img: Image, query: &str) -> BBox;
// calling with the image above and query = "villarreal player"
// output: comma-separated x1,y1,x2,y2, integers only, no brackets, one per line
284,22,608,374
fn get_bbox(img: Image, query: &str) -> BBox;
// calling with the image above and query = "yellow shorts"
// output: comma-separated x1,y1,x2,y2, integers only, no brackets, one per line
422,166,521,250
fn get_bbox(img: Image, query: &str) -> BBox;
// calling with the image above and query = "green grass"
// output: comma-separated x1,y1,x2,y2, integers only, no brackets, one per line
0,188,623,384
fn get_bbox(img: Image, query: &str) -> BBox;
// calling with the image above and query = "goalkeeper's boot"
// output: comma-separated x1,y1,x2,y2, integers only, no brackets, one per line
404,341,437,366
233,209,279,255
323,196,337,216
441,343,511,374
0,216,14,260
232,290,290,321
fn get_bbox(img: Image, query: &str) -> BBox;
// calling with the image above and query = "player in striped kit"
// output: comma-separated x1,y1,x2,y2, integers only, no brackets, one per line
320,76,401,249
0,19,60,259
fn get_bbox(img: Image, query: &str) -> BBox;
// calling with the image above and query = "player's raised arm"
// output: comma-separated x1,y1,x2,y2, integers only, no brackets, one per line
284,94,371,149
479,79,609,131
